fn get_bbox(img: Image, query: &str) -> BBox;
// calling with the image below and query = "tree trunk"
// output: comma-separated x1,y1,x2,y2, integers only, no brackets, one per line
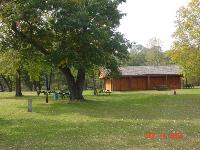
92,72,97,96
37,82,42,91
1,76,12,92
33,81,41,91
48,69,53,90
25,81,33,91
60,67,85,101
185,77,188,87
100,80,103,89
45,70,52,91
29,83,33,91
0,82,4,92
84,79,88,90
33,81,37,91
198,77,200,86
45,74,49,91
7,77,13,92
16,69,22,96
27,81,33,91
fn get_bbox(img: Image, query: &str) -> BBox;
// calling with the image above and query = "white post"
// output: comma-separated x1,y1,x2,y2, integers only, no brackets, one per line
28,99,32,112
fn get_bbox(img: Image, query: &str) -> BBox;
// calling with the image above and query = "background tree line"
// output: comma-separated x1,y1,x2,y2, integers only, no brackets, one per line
127,37,172,66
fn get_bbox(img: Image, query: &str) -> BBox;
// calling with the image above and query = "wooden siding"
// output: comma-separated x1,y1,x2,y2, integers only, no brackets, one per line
150,76,165,89
167,76,181,89
111,77,148,91
104,75,181,91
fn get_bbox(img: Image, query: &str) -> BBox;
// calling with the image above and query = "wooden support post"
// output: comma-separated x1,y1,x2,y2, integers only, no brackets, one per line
111,79,113,91
28,99,32,112
165,75,168,86
128,77,131,90
147,75,151,89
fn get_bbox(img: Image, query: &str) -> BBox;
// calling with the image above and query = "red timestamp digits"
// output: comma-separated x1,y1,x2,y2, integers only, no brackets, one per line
145,131,183,140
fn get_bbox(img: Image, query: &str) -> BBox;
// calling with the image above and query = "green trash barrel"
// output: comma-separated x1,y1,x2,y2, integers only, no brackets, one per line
53,93,59,100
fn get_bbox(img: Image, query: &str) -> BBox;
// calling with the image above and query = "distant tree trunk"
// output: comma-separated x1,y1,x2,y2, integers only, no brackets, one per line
37,82,42,91
33,81,42,91
7,77,13,92
25,81,33,91
45,74,49,91
60,67,85,101
45,70,53,91
48,69,53,90
0,82,4,92
33,81,37,91
198,77,200,86
1,76,12,92
92,72,97,96
29,83,33,91
84,79,88,90
15,69,22,96
100,80,103,89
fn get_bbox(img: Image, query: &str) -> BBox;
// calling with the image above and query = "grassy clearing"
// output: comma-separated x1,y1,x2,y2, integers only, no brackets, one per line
0,89,200,149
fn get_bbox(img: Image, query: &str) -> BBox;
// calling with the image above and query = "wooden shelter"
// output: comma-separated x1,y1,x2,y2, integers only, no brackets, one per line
100,66,182,91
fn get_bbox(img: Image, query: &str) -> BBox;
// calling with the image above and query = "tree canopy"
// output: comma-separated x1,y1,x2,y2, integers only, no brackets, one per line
169,0,200,77
0,0,129,100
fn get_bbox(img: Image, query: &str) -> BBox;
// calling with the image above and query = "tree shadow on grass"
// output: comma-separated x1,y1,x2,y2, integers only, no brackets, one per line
0,95,45,101
21,93,200,121
0,117,146,149
0,116,198,150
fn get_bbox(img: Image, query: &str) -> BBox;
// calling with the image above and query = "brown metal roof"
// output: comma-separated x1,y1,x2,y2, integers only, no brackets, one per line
119,65,181,76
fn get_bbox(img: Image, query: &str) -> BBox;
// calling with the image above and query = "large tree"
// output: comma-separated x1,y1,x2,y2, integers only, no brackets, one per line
0,0,129,100
169,0,200,78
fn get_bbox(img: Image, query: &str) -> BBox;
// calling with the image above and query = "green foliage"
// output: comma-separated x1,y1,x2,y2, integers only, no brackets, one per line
23,57,52,81
169,44,200,77
127,50,146,66
0,0,129,73
0,50,21,76
170,0,200,77
145,38,166,66
127,39,171,66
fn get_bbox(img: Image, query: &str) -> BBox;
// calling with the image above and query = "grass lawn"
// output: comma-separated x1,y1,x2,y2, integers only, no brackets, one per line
0,89,200,149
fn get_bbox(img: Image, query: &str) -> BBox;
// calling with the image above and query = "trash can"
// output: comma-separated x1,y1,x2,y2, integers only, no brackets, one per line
53,92,59,100
57,93,61,99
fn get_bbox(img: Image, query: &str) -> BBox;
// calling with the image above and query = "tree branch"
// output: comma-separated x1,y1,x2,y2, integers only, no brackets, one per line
11,21,50,55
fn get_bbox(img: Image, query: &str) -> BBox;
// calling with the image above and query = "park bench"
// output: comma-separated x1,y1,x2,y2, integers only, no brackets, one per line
155,85,169,91
184,84,194,89
97,89,112,96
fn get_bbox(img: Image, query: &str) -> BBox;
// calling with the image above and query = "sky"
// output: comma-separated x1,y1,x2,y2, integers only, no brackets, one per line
118,0,190,50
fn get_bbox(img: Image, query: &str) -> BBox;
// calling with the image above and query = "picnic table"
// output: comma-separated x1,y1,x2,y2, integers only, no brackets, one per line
37,90,70,100
155,85,169,91
53,91,70,100
97,89,112,96
184,84,194,89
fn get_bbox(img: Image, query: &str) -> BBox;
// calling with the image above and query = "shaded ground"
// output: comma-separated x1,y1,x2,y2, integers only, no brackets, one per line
0,89,200,149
